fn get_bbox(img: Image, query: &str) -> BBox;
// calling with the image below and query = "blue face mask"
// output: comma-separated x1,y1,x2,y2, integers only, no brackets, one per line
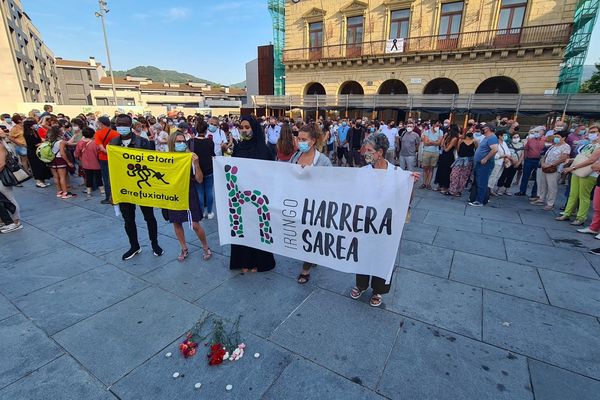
208,124,218,133
369,127,375,133
116,127,130,136
175,142,187,152
553,137,560,144
298,142,311,153
341,122,347,127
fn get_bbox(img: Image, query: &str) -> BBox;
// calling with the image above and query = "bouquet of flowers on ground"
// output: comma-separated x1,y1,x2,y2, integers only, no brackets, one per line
180,315,245,366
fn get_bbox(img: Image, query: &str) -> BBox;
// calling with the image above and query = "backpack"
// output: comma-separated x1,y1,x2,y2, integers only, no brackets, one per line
36,141,58,163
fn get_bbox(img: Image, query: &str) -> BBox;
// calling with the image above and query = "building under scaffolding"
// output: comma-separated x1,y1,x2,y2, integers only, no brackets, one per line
558,0,599,93
268,0,285,95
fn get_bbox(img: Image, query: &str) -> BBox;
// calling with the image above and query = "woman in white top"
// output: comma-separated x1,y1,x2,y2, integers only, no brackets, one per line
46,126,76,199
489,131,511,195
153,123,169,152
350,133,419,307
532,130,571,210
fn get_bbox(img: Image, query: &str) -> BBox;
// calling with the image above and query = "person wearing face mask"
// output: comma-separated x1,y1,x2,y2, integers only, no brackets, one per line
350,134,420,307
380,120,398,164
189,121,216,219
230,116,276,273
420,122,443,190
449,129,476,196
94,116,120,204
336,119,350,166
546,120,566,138
289,124,332,283
557,125,600,226
207,117,228,156
265,117,281,155
515,126,546,198
109,114,163,260
7,114,29,175
531,130,571,211
489,129,511,196
166,132,212,262
348,118,366,167
496,133,524,195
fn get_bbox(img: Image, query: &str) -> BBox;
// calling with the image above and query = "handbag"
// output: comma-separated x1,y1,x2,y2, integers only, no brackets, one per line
1,148,31,186
542,165,557,173
572,153,593,178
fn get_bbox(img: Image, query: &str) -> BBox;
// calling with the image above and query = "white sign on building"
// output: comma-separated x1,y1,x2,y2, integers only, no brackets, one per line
386,38,405,54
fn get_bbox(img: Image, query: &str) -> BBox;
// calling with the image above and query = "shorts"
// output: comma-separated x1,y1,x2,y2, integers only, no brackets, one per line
50,157,68,169
16,146,27,156
422,152,439,167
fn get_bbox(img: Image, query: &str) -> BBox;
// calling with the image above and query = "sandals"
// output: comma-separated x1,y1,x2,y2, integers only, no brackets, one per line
419,184,427,189
61,192,77,199
177,248,189,262
297,273,310,284
370,294,383,307
202,247,212,261
56,191,64,198
350,287,366,299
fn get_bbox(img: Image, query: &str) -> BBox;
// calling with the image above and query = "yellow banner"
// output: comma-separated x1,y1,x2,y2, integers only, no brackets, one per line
108,146,192,211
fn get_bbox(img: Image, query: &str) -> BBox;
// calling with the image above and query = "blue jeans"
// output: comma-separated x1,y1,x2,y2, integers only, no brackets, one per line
194,174,214,214
472,160,494,204
99,159,111,200
519,158,539,197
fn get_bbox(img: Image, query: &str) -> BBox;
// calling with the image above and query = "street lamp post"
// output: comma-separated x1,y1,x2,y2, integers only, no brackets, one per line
95,0,118,108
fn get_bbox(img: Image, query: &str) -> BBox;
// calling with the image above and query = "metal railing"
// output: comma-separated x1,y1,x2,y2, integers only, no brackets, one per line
283,23,573,63
251,94,600,114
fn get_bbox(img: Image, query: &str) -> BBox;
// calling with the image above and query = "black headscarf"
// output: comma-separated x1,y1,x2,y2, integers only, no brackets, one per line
232,115,274,161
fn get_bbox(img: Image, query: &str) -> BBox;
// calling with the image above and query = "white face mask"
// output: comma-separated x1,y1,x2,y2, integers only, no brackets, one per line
512,137,520,144
589,133,598,141
406,127,413,132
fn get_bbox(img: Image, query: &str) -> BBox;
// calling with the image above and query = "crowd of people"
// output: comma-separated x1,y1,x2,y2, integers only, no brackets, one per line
1,104,599,307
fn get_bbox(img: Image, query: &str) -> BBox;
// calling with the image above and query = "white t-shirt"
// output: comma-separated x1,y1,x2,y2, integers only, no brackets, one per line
210,129,228,156
362,160,397,172
380,125,398,150
155,130,169,152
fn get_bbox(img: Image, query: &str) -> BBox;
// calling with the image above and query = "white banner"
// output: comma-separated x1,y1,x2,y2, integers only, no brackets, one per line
386,37,405,54
213,157,413,282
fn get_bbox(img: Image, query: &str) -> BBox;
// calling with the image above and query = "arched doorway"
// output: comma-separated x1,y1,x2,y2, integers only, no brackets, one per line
339,80,364,95
475,76,520,94
378,79,408,95
423,78,459,94
305,82,326,95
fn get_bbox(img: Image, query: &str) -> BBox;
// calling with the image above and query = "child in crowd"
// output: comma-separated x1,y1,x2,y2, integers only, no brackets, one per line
75,127,104,198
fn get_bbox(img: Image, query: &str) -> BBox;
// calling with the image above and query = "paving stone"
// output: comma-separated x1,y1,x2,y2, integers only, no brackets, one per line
415,197,466,214
112,329,292,400
0,295,18,322
504,239,598,279
387,269,482,339
202,231,231,258
143,253,238,302
450,252,547,303
0,226,67,265
538,269,600,317
465,206,522,224
264,357,383,400
53,287,205,385
583,252,600,277
529,359,600,400
0,355,115,400
407,206,428,223
483,291,600,379
24,206,109,237
378,319,533,400
424,211,482,233
16,192,72,217
270,289,402,389
434,227,506,260
545,228,599,252
482,220,554,246
272,254,355,295
99,234,198,276
518,209,574,232
196,272,312,338
401,221,438,244
0,247,104,299
15,265,148,335
397,240,453,278
0,314,63,389
64,223,150,257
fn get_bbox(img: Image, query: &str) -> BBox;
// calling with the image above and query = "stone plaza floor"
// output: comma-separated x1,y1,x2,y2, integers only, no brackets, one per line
1,178,600,400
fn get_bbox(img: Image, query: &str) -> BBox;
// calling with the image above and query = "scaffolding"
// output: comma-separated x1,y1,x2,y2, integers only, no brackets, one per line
268,0,285,95
558,0,599,93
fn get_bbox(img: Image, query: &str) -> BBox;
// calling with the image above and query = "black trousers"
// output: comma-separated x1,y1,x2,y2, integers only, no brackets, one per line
84,169,103,189
0,202,14,224
119,203,158,248
497,166,517,188
356,274,391,295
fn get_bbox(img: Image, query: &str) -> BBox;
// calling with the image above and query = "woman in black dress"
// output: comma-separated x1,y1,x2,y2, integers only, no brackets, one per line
229,115,276,273
23,118,51,187
435,124,459,194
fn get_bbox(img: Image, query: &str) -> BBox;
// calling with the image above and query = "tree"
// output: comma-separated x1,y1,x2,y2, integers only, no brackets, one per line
580,63,600,93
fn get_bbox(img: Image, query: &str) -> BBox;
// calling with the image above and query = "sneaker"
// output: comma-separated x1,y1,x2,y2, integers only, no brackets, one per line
207,213,215,220
543,206,554,211
203,211,208,218
504,191,513,196
589,248,600,256
468,201,483,207
570,220,585,226
152,242,164,257
122,247,142,260
529,197,540,202
578,227,599,234
0,222,23,234
555,215,570,221
100,198,112,205
595,233,600,240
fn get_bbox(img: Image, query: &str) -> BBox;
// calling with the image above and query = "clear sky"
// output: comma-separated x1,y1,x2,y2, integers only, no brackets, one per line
21,0,600,85
22,0,274,85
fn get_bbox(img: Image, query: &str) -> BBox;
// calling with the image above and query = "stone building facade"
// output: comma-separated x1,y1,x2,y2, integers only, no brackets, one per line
283,0,578,96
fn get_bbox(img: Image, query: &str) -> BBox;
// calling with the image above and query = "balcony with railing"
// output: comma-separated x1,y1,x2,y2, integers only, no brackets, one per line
283,23,573,63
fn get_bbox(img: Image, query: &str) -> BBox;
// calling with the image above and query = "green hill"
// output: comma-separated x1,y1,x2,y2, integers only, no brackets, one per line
231,80,246,88
113,66,219,86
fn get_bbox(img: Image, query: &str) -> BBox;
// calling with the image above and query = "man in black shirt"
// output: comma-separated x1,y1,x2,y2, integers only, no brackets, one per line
110,114,163,260
348,118,366,167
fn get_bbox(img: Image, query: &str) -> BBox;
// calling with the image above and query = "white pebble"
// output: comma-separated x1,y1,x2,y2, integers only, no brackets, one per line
254,352,260,358
194,383,202,389
226,384,233,391
172,372,180,379
165,352,172,358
